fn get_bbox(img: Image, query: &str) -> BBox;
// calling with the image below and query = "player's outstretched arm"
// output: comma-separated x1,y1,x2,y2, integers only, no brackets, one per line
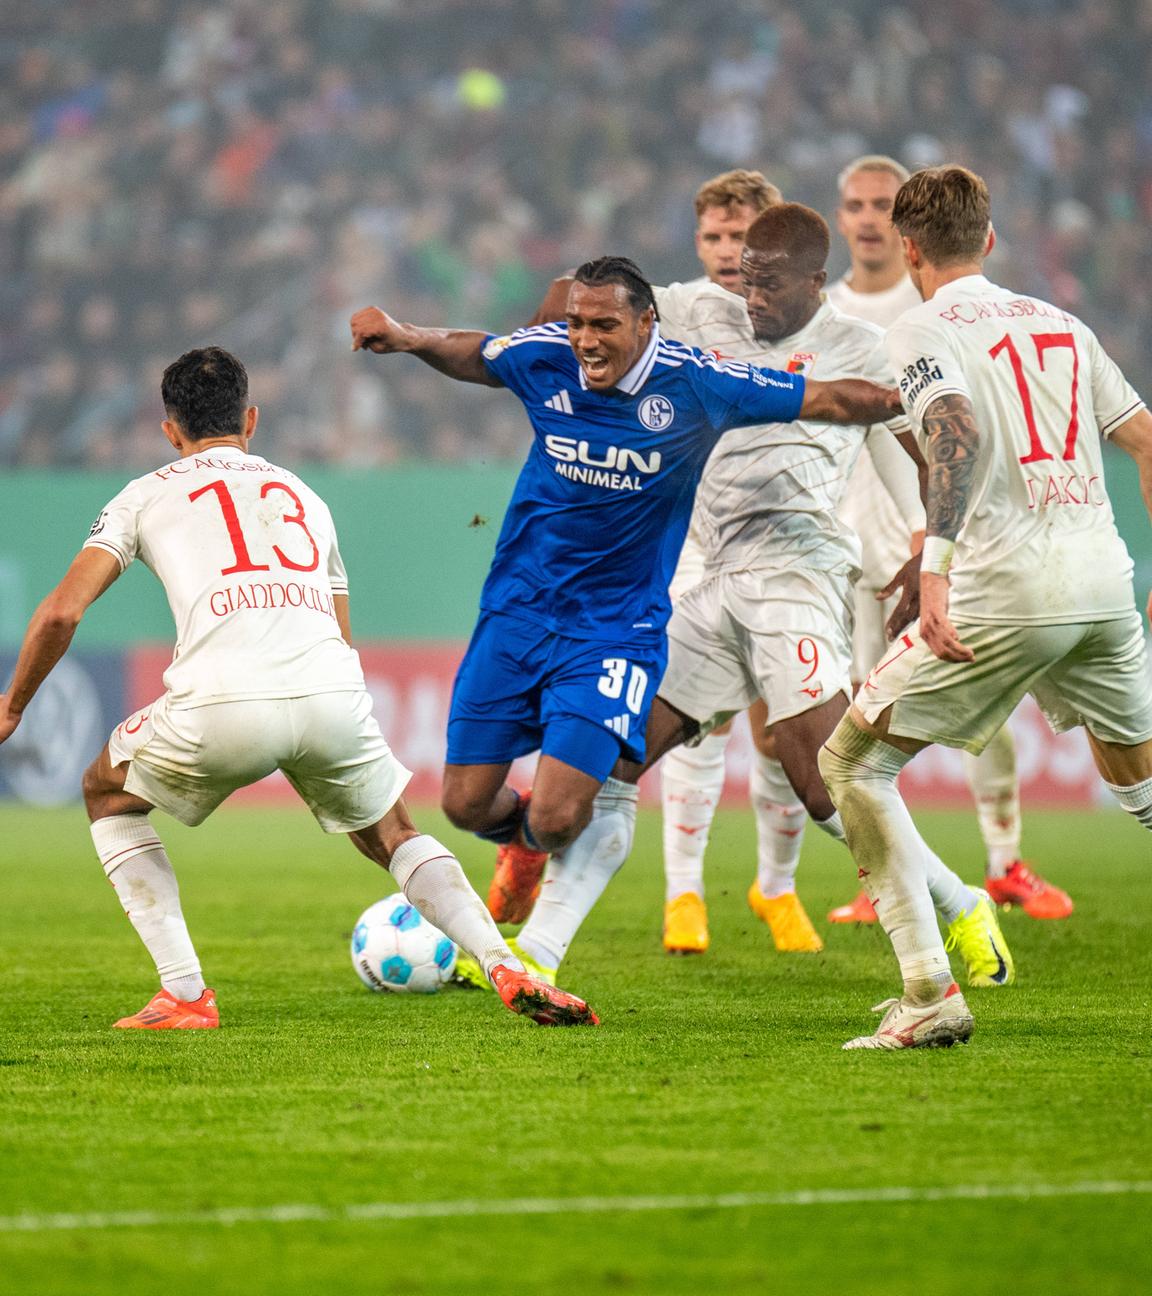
799,378,903,426
350,307,502,387
0,548,121,743
919,392,979,663
1107,407,1152,627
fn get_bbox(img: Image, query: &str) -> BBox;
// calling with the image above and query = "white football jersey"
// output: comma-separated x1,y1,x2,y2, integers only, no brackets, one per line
887,274,1144,624
84,448,366,707
827,274,921,330
656,280,917,577
828,273,926,586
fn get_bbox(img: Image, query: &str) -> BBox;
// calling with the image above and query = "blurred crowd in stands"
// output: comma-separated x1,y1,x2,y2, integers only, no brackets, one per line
3,0,1152,467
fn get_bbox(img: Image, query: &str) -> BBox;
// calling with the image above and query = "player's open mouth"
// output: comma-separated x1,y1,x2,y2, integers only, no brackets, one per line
581,355,610,379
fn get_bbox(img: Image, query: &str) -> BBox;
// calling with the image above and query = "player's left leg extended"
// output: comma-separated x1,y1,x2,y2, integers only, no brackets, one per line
349,799,597,1027
82,740,217,1030
818,712,973,1050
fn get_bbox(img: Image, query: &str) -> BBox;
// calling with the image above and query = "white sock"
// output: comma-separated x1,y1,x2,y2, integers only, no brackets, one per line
819,723,953,1005
1105,776,1152,829
660,732,729,901
964,725,1021,877
814,810,845,841
750,753,806,897
517,777,638,971
91,814,205,1002
923,847,980,924
390,835,521,979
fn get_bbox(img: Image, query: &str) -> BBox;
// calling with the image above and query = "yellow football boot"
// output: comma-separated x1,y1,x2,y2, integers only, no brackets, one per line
945,889,1016,987
508,937,558,986
452,937,558,991
663,892,709,954
747,883,824,952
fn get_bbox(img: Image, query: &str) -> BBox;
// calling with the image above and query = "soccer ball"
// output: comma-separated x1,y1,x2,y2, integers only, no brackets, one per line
350,894,457,994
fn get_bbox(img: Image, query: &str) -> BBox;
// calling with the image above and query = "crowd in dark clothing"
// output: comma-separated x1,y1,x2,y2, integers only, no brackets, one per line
3,0,1151,467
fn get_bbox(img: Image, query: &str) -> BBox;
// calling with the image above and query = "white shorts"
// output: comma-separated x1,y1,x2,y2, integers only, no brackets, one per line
851,583,902,685
660,567,853,730
668,529,707,603
855,612,1152,755
108,690,411,832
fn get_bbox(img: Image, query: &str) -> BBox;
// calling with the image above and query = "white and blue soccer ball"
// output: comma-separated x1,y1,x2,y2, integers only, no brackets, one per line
350,894,457,994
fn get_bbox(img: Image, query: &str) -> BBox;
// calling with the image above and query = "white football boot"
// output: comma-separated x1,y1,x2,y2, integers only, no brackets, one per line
843,983,974,1051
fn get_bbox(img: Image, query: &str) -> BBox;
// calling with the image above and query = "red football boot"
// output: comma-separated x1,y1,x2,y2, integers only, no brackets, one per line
827,891,878,924
489,964,599,1026
114,987,218,1030
487,790,548,924
985,861,1073,919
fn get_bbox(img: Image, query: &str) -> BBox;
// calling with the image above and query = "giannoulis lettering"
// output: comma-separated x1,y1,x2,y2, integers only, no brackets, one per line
209,581,335,618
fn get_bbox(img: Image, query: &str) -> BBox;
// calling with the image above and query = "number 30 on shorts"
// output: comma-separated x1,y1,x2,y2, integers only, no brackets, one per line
597,659,649,714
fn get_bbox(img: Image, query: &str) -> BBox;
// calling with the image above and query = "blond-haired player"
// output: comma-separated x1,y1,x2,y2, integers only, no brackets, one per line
819,167,1152,1049
0,348,598,1030
826,154,1073,924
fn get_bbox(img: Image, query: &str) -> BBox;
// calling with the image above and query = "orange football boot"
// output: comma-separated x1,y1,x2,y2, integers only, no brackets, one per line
827,891,878,924
487,790,548,924
489,964,599,1026
114,987,219,1030
985,861,1073,919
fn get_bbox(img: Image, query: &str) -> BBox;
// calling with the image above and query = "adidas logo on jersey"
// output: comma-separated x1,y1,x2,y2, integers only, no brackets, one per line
604,714,631,739
545,390,574,415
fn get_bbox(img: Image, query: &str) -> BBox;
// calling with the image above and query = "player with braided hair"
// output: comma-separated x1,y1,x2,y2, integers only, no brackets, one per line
351,255,903,987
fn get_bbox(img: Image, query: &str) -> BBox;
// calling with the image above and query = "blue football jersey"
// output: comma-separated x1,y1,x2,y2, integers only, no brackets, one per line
478,322,805,640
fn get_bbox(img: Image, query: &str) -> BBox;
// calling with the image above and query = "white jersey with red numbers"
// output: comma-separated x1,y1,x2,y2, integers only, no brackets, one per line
828,273,925,585
886,274,1144,625
84,448,366,707
654,280,918,578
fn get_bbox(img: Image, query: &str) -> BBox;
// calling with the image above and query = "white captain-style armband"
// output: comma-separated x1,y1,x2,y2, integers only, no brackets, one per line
921,536,955,576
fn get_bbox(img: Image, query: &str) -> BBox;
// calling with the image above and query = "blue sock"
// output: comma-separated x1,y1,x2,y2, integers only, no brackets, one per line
473,790,526,845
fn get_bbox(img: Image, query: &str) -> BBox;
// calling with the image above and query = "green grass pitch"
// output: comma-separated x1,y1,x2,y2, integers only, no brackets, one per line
0,802,1149,1295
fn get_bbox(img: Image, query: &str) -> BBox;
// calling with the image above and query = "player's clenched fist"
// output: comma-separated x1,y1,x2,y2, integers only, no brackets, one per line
350,306,406,353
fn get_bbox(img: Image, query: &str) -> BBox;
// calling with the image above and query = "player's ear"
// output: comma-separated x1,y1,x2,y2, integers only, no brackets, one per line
984,225,996,257
813,268,827,292
244,405,259,440
900,235,919,271
161,418,182,453
638,307,654,340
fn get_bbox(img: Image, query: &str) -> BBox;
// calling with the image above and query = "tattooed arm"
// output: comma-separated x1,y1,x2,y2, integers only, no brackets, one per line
919,392,980,662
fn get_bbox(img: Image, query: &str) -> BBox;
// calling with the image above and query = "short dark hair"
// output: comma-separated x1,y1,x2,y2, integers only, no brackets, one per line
891,166,991,266
572,256,658,319
161,347,249,441
744,203,830,275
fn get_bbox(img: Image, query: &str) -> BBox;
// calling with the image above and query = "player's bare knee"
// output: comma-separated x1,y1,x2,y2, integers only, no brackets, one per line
526,797,591,852
797,776,835,821
440,785,488,832
81,757,114,819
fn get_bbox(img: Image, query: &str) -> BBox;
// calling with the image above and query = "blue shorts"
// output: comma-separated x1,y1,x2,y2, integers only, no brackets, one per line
446,610,667,782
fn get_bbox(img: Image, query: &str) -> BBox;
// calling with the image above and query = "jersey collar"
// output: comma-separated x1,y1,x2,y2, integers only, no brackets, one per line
577,323,662,395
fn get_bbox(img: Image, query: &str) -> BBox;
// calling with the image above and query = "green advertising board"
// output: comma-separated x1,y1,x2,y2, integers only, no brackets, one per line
0,451,1148,650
